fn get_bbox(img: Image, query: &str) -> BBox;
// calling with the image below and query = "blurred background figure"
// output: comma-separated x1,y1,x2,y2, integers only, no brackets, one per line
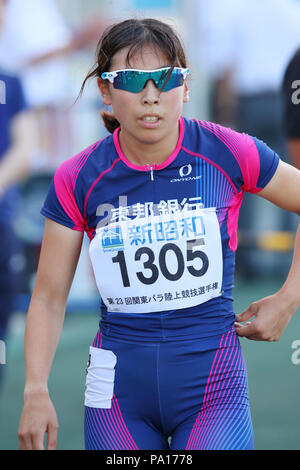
0,0,73,109
0,0,107,169
197,0,300,278
282,47,300,170
0,0,36,389
0,0,108,324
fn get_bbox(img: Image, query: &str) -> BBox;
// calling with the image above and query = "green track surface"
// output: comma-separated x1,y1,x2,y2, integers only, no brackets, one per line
0,277,299,450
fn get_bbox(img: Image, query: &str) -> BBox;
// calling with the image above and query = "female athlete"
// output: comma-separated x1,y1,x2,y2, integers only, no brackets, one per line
18,18,300,450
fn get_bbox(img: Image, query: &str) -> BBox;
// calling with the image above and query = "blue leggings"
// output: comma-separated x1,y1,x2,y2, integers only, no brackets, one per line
84,326,254,450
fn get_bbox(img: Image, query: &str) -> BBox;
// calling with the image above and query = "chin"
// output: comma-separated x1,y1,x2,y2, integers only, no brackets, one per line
138,128,166,144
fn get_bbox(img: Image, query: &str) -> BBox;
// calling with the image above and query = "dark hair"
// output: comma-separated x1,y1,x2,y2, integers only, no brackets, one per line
79,18,188,134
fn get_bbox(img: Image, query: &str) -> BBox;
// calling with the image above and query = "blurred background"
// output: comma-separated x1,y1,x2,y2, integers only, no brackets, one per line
0,0,300,450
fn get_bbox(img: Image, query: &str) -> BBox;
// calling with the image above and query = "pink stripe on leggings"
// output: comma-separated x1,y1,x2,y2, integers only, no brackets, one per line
197,332,239,449
186,328,235,449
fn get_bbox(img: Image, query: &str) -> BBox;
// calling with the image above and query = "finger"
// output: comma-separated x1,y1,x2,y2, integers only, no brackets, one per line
239,332,266,341
236,310,254,323
234,322,258,338
236,303,258,323
18,435,33,450
46,423,58,450
32,432,45,450
235,321,268,341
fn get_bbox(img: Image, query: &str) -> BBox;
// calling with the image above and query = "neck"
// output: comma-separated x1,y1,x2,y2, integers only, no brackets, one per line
118,120,181,167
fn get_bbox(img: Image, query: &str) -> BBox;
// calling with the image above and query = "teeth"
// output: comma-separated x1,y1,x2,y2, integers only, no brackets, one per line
143,116,159,122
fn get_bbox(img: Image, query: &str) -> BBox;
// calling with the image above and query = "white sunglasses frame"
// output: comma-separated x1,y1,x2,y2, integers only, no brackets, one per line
101,67,190,84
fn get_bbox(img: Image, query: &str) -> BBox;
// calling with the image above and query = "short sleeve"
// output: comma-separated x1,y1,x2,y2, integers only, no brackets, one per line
248,136,280,191
235,133,280,194
40,160,86,232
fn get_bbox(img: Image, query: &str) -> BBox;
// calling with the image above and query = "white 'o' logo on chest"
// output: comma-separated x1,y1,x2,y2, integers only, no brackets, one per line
179,164,192,178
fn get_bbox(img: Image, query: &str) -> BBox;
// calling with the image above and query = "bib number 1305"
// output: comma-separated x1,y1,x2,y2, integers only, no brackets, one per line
111,239,209,287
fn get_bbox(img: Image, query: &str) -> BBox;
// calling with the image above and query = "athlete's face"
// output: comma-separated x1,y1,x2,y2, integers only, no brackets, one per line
98,44,189,149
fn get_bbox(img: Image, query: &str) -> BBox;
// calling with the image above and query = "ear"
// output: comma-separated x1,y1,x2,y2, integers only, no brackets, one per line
183,81,190,103
97,77,112,106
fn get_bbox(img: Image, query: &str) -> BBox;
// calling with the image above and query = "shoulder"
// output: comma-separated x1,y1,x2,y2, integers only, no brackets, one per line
184,117,247,141
184,117,245,141
183,117,256,160
182,117,279,193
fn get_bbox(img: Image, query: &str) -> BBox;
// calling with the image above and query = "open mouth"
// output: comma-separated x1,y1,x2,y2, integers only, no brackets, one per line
139,115,162,128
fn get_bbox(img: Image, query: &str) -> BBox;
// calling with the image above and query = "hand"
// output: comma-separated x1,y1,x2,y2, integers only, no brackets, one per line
18,391,59,450
234,292,297,341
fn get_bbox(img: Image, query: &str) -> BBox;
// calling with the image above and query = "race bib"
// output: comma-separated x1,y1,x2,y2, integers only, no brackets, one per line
89,207,223,313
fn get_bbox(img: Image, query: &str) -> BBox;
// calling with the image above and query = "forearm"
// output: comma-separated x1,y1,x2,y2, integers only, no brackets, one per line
278,219,300,309
24,294,66,395
26,44,73,66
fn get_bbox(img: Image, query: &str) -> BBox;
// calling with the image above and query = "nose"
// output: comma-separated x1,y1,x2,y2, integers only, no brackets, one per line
141,79,160,105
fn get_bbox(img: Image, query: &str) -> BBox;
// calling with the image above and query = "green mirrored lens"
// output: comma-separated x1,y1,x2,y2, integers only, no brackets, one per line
160,69,185,91
113,69,185,93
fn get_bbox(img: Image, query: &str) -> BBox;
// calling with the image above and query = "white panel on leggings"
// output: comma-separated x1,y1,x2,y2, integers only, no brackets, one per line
84,346,117,409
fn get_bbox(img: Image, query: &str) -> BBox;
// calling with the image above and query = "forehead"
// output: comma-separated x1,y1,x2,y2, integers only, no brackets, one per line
109,44,170,71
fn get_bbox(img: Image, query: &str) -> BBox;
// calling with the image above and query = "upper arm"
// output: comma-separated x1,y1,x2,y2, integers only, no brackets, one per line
32,218,84,308
257,159,300,215
287,139,300,170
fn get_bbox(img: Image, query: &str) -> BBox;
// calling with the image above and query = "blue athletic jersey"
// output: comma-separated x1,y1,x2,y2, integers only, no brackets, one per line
41,116,279,340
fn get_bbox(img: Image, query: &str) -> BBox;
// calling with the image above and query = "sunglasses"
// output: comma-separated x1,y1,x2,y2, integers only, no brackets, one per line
101,67,190,93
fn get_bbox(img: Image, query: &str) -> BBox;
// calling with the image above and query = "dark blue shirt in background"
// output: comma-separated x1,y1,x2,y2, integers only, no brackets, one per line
0,71,28,221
